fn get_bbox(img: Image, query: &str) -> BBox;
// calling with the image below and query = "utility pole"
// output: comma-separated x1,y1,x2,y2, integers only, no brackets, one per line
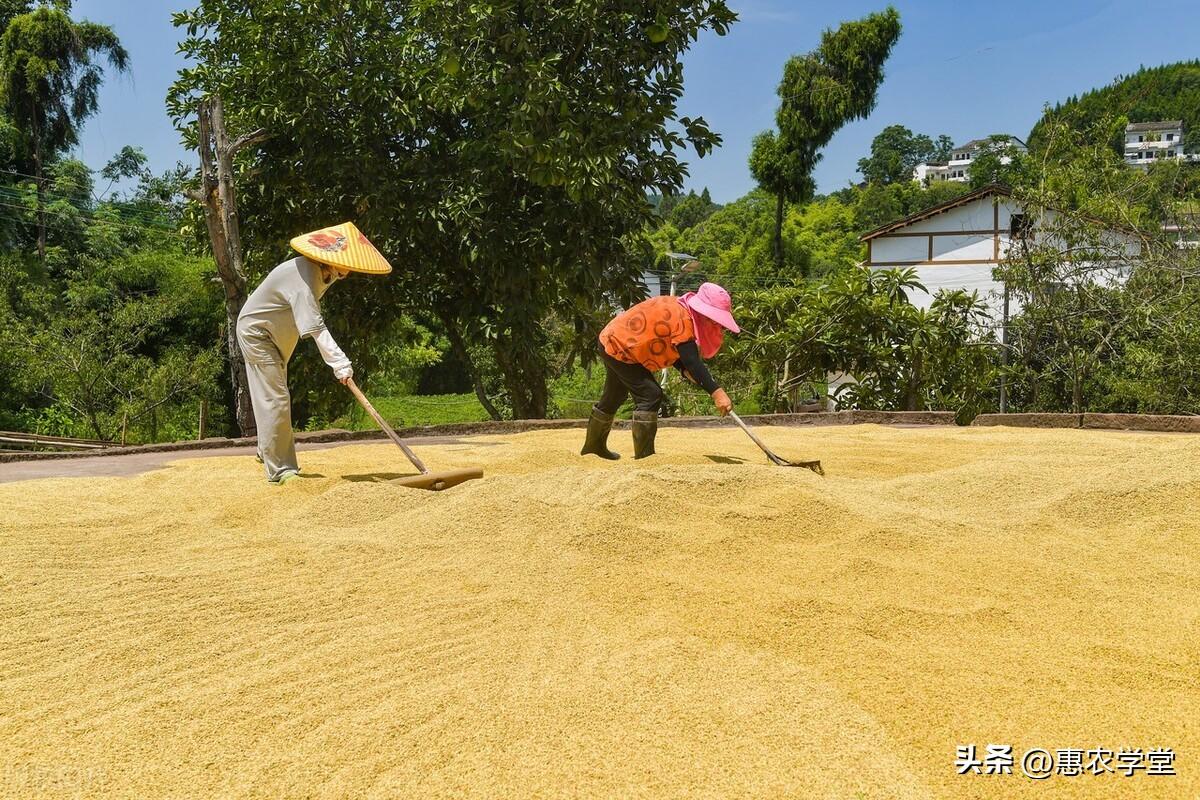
661,253,702,405
663,252,700,297
999,283,1010,413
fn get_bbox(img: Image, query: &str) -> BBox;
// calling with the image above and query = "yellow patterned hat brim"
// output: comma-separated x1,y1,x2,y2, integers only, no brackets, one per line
289,222,392,275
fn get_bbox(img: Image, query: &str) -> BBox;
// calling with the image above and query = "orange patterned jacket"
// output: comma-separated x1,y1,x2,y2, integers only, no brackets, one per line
599,295,695,372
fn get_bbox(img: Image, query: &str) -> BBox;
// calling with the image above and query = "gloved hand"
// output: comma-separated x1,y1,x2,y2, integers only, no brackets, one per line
334,364,353,385
711,387,733,416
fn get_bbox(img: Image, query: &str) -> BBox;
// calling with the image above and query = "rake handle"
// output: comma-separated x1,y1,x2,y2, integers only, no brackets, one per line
345,378,429,475
728,411,783,462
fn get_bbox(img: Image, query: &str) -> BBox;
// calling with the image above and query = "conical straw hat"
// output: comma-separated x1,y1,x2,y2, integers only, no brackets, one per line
290,222,392,275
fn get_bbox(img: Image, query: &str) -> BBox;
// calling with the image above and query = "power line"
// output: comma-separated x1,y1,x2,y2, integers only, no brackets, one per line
0,202,191,241
0,208,192,246
0,182,184,230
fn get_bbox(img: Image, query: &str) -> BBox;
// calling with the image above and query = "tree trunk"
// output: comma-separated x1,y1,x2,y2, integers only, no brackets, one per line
33,134,45,262
87,409,105,441
1071,365,1083,415
773,192,785,271
781,358,793,413
904,356,922,411
493,341,548,420
435,308,502,421
189,95,269,437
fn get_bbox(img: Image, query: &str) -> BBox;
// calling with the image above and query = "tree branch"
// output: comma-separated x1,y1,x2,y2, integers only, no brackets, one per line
230,129,271,154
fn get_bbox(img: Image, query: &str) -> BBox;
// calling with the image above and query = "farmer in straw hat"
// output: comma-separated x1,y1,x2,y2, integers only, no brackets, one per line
581,282,739,460
236,222,391,484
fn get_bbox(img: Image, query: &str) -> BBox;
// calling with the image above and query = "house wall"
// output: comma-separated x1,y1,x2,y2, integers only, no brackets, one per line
907,265,1005,313
867,196,1021,264
866,195,1026,313
639,271,664,297
1124,126,1187,165
866,195,1139,315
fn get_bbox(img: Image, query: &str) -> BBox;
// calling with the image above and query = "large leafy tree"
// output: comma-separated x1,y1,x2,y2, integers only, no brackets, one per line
0,0,32,31
750,7,901,273
966,135,1028,189
0,1,128,260
858,124,952,185
169,0,735,419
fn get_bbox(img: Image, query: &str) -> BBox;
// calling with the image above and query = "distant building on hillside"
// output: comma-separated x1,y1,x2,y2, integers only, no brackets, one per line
913,160,949,184
1124,120,1193,166
913,136,1026,185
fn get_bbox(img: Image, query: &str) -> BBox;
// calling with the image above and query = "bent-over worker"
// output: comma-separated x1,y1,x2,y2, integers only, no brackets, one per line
236,222,392,483
581,282,740,460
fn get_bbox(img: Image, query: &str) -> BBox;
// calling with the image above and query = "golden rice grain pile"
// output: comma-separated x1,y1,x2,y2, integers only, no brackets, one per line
0,424,1196,798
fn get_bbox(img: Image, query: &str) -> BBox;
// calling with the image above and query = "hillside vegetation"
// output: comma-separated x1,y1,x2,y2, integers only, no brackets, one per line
1030,60,1200,152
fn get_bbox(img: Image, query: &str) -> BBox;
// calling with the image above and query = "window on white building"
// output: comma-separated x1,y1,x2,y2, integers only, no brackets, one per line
1138,135,1144,142
1167,133,1175,141
1010,214,1032,239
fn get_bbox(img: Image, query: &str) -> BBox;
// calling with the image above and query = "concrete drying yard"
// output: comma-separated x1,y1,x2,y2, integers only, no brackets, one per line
0,424,1196,798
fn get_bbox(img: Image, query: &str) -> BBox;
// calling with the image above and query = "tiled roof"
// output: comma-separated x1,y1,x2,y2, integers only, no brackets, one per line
954,138,988,151
1126,120,1183,132
861,184,1012,240
952,136,1026,153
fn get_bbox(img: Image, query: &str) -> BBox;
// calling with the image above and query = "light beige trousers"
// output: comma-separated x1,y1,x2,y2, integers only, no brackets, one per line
238,334,299,483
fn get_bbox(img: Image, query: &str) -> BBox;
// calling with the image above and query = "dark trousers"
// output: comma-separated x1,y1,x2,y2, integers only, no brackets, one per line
596,351,664,414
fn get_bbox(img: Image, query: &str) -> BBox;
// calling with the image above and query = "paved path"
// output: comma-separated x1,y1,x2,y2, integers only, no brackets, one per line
0,438,486,484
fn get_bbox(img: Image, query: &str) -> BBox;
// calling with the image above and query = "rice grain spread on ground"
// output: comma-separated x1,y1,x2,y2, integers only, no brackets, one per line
0,425,1196,798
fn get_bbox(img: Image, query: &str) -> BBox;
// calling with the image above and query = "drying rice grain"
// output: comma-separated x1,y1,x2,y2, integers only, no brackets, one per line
0,425,1196,798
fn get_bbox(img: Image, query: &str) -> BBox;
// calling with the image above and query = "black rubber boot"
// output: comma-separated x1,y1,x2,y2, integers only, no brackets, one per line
632,410,658,459
580,407,621,460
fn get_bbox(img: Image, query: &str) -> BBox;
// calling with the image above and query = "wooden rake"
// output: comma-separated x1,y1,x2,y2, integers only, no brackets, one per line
728,411,824,475
345,379,483,491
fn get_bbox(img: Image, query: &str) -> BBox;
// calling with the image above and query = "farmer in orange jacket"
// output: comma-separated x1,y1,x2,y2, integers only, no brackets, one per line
581,282,739,460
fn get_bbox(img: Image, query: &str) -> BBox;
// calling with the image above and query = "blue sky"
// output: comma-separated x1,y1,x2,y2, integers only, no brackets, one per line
75,0,1199,203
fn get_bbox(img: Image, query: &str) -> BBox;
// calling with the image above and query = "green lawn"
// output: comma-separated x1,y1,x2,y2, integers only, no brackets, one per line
333,389,768,431
334,393,490,430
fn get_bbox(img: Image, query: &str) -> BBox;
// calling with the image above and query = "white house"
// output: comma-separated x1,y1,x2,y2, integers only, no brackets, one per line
1124,120,1192,166
913,160,949,184
913,136,1026,184
860,184,1138,314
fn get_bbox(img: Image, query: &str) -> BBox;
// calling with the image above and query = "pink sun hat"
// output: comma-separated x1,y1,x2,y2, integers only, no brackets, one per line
683,282,740,333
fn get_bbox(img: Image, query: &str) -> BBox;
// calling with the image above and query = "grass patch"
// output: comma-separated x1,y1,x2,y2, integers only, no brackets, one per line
335,393,490,429
332,385,767,431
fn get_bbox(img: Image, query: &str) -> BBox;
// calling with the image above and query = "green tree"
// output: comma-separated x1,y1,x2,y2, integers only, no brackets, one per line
998,117,1197,413
0,2,128,259
729,268,994,413
3,157,224,442
0,0,32,32
931,134,954,162
668,187,721,230
967,135,1028,188
169,0,736,420
857,124,946,185
750,7,901,272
